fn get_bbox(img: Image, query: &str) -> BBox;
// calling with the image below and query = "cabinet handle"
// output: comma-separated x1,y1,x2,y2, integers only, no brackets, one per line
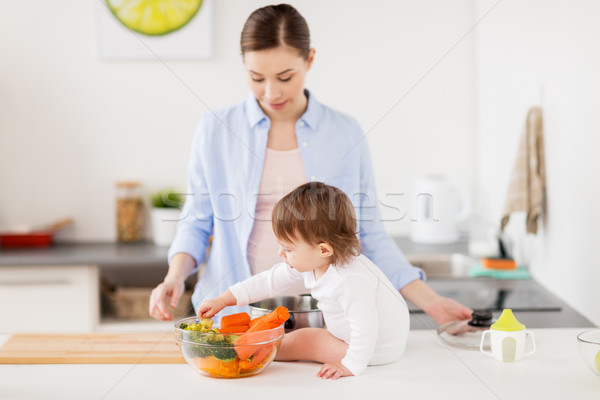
0,280,71,286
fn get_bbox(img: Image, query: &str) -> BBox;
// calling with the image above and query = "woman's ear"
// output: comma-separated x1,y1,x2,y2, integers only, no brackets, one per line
306,48,316,70
318,242,333,258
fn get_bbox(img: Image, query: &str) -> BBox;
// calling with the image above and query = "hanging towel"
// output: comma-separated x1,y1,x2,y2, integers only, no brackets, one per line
500,107,546,234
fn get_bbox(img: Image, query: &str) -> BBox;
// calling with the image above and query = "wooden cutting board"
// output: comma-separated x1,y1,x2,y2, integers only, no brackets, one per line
0,332,186,364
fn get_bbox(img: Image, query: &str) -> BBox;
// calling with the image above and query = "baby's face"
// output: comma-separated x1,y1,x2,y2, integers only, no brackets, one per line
276,236,330,273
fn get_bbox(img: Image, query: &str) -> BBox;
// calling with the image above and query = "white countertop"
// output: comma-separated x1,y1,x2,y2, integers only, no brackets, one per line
1,328,598,400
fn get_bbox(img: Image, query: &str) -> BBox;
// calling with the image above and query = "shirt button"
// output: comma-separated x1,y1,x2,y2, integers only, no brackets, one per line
299,121,305,127
310,175,316,181
302,142,308,147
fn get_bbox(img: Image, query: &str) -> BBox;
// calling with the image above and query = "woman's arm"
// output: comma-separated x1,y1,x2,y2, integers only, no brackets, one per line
167,116,215,271
355,137,423,289
354,131,472,325
150,117,215,321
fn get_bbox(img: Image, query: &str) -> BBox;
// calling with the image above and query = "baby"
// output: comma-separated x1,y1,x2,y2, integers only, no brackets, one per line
198,182,409,379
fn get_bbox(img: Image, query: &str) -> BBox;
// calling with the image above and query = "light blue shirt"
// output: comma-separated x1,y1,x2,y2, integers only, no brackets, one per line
169,90,424,311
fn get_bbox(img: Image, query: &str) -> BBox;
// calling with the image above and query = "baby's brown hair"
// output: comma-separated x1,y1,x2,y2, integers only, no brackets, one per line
272,182,361,266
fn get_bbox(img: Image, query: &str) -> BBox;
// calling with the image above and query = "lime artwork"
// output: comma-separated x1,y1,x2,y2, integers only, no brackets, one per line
105,0,204,36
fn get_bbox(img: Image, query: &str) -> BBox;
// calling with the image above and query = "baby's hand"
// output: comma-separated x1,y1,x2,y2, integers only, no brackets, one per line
317,363,353,380
197,290,237,319
197,299,223,319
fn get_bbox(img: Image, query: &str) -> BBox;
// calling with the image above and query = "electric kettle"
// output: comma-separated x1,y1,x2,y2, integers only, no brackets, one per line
409,175,470,244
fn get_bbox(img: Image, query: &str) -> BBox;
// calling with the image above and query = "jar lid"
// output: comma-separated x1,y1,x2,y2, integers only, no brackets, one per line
116,181,141,188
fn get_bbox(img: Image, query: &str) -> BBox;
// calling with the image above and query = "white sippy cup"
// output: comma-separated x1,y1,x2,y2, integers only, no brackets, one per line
480,309,536,362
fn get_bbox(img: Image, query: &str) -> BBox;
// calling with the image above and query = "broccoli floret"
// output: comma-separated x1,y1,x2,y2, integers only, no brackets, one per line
181,322,236,360
224,334,240,344
211,342,237,362
184,340,236,361
182,323,204,332
205,333,225,342
180,318,214,333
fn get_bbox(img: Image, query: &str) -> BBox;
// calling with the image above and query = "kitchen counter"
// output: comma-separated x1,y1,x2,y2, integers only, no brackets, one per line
0,240,595,333
0,242,169,269
0,237,465,268
1,328,598,400
409,278,595,330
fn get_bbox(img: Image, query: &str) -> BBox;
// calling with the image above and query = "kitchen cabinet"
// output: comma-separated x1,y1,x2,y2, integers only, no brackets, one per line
0,243,196,334
0,265,99,333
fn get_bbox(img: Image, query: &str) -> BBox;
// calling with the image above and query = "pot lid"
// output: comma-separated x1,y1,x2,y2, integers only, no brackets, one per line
437,309,494,350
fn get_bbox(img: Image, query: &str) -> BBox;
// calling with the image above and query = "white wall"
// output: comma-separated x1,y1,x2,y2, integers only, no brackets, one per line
0,0,476,240
1,0,597,325
475,0,600,325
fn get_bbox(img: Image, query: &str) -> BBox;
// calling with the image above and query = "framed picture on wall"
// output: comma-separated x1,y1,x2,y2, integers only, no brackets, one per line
96,0,213,60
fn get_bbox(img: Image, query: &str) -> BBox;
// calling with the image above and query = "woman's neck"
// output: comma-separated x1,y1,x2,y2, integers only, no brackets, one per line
264,91,308,150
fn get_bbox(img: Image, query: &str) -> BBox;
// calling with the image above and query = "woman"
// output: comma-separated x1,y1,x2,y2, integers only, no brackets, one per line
149,4,471,326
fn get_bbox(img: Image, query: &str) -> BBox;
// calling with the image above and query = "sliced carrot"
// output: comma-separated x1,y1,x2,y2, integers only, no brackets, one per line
246,306,288,333
218,357,240,378
238,343,275,369
194,356,242,378
248,315,267,328
193,356,222,376
217,325,249,333
235,331,278,360
221,312,250,329
234,306,288,361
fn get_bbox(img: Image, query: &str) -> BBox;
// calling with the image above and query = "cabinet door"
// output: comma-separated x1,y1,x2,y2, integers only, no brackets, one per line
0,266,99,333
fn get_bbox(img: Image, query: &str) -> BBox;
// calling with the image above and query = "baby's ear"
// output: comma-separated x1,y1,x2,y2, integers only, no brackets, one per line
318,243,334,257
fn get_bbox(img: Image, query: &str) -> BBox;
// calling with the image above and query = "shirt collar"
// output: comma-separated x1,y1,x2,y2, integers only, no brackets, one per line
244,89,321,130
245,93,268,128
301,89,320,130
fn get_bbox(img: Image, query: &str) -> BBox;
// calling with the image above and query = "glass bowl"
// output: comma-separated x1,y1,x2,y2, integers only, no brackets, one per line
174,317,284,378
577,329,600,378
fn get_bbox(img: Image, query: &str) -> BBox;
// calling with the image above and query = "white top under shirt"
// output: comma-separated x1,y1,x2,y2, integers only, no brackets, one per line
229,254,410,375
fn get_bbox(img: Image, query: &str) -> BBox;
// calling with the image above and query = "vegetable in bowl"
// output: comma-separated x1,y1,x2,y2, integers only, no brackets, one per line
179,319,239,362
174,308,288,378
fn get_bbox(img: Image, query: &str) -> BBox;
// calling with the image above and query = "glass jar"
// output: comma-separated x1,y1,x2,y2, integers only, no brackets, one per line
116,181,144,242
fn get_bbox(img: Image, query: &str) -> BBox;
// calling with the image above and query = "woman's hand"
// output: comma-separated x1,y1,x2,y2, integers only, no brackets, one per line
425,297,473,326
149,253,196,321
400,279,473,326
149,277,186,321
317,363,353,380
197,290,237,319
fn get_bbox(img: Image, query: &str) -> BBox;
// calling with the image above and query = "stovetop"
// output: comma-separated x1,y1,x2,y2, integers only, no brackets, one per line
408,278,562,313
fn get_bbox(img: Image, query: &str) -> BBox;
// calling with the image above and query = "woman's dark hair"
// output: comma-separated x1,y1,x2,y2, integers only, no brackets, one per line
241,4,311,60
